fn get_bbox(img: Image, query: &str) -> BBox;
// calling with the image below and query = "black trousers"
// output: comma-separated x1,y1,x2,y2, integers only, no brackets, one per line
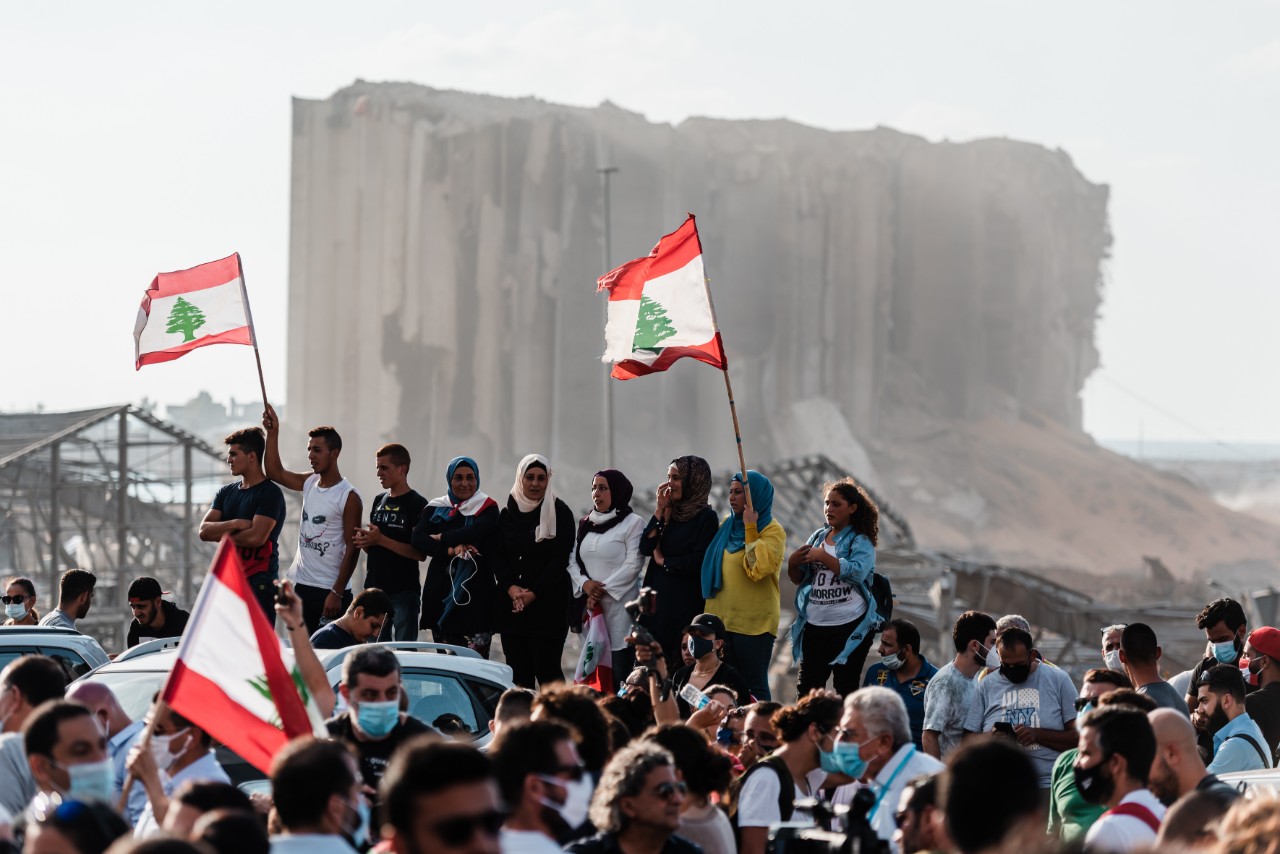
503,630,568,689
295,583,352,635
797,622,876,697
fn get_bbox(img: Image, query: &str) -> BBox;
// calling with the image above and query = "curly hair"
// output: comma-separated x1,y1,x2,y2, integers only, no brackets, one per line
589,742,675,834
772,690,843,743
825,478,879,546
643,724,733,799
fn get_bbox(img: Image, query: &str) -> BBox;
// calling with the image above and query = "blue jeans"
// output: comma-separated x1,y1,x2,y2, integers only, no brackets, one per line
722,631,776,700
377,589,422,642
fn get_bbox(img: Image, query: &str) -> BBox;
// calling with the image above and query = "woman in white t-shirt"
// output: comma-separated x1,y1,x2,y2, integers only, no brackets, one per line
732,691,844,854
787,479,881,696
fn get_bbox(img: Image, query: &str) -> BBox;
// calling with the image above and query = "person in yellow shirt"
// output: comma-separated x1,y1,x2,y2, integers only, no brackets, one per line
701,470,786,700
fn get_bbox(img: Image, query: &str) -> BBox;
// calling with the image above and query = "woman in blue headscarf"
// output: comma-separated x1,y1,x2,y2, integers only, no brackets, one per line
700,470,786,700
412,456,501,658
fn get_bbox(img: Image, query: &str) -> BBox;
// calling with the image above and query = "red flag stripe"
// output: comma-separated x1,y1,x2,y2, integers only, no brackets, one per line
597,215,703,301
163,659,288,774
609,334,726,380
210,539,315,740
139,254,244,310
135,326,253,369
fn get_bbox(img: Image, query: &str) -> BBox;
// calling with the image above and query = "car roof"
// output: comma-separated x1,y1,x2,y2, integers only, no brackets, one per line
85,641,513,685
0,626,111,665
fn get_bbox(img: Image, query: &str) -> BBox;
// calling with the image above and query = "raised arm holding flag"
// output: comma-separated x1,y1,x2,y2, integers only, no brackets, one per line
597,214,754,511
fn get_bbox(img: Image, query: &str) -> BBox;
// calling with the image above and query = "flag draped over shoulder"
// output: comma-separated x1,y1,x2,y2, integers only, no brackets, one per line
597,215,726,380
161,538,324,774
134,253,252,369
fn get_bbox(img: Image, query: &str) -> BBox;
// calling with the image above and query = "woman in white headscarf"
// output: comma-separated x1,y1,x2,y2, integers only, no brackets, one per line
496,454,576,688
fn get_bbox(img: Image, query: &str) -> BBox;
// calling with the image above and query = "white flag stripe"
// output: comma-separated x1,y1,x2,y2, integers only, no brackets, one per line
601,254,713,362
177,572,283,721
136,277,248,354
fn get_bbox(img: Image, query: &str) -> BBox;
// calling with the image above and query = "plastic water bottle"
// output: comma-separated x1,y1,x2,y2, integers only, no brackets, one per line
679,683,710,710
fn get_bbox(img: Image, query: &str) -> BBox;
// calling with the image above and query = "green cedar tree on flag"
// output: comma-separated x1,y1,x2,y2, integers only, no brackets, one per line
134,254,253,369
597,215,726,379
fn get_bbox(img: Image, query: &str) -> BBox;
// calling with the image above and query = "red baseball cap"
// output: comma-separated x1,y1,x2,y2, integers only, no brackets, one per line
1248,626,1280,660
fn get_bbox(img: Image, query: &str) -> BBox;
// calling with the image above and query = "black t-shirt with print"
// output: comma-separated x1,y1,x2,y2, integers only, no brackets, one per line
211,479,287,578
325,711,433,792
365,490,429,594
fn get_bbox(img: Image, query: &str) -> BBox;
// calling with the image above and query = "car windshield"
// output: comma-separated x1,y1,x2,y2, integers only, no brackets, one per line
88,670,167,720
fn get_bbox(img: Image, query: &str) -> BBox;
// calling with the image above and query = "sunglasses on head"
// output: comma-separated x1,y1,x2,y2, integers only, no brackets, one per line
431,810,505,846
0,594,30,604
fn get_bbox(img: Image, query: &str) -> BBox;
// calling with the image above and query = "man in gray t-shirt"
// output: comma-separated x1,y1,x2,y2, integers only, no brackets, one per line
962,628,1077,787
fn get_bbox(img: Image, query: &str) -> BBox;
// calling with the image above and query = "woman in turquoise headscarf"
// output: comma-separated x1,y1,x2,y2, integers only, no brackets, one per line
701,470,786,700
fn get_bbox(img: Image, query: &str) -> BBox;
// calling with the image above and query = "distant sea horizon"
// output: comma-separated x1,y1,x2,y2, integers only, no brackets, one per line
1099,438,1280,462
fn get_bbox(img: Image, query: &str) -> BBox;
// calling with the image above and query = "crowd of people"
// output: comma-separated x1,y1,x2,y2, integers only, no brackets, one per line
2,415,1280,853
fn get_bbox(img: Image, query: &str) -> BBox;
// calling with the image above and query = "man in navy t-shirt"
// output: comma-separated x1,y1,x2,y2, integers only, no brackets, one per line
353,443,427,642
199,427,287,620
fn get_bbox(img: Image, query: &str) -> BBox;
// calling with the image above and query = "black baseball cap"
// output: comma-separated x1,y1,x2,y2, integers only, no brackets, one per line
685,614,726,638
127,577,167,601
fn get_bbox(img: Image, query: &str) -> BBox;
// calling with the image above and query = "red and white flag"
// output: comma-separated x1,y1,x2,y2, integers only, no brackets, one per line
597,215,726,380
573,603,614,695
134,253,254,370
161,538,324,774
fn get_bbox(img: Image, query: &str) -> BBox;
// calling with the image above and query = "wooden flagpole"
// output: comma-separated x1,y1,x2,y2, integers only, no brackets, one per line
699,273,754,513
235,253,270,409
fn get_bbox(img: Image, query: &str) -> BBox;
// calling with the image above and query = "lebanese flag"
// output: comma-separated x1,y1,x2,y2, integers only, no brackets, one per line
573,603,614,694
597,215,726,380
160,538,324,774
134,253,253,370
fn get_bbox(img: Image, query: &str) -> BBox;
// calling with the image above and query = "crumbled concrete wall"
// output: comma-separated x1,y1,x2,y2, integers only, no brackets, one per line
286,82,1109,503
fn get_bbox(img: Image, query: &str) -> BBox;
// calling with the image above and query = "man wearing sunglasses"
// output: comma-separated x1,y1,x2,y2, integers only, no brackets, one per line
567,742,696,854
492,719,590,852
380,739,503,854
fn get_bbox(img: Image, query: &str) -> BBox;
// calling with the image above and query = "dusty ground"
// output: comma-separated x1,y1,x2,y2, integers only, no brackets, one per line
869,413,1280,588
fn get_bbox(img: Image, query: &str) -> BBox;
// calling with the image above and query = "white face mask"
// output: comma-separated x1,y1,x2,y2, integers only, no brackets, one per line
150,727,191,773
1103,649,1123,672
538,775,594,829
4,603,27,620
980,643,1000,670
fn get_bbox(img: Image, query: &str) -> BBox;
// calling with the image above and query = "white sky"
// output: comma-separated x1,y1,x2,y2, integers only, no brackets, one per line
2,2,1277,443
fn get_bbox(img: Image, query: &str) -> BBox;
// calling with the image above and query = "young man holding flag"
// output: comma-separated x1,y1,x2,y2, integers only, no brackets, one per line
263,405,363,634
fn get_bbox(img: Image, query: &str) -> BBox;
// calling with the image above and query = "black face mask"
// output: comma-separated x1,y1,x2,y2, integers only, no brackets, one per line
1073,756,1115,805
1000,662,1032,684
688,636,717,660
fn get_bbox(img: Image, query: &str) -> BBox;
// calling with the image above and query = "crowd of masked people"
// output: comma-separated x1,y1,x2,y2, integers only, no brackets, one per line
5,414,1280,852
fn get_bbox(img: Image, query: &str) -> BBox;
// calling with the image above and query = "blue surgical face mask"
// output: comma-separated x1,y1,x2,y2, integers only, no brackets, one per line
1213,638,1240,664
57,758,116,803
821,739,875,779
355,699,399,739
4,603,27,620
343,796,370,849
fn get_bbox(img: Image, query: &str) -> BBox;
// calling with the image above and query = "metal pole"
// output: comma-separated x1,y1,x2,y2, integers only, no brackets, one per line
117,410,129,623
49,441,60,613
182,443,193,605
599,165,619,468
235,253,270,409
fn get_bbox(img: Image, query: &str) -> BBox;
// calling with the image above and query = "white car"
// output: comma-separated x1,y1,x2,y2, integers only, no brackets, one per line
0,626,110,681
1216,768,1280,799
76,640,514,782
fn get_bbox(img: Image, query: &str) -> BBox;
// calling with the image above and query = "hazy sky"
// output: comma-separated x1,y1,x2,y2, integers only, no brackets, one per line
2,2,1277,443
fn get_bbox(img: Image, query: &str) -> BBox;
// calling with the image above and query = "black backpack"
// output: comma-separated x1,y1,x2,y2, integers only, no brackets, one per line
870,572,894,627
728,755,794,843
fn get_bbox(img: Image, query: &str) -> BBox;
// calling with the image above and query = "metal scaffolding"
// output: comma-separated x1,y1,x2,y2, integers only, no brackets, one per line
0,405,226,651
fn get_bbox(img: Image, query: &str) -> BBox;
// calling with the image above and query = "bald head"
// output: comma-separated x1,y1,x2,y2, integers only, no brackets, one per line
64,681,132,737
1149,708,1198,750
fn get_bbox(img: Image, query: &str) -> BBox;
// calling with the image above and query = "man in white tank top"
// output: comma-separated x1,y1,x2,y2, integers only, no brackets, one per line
263,405,363,633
